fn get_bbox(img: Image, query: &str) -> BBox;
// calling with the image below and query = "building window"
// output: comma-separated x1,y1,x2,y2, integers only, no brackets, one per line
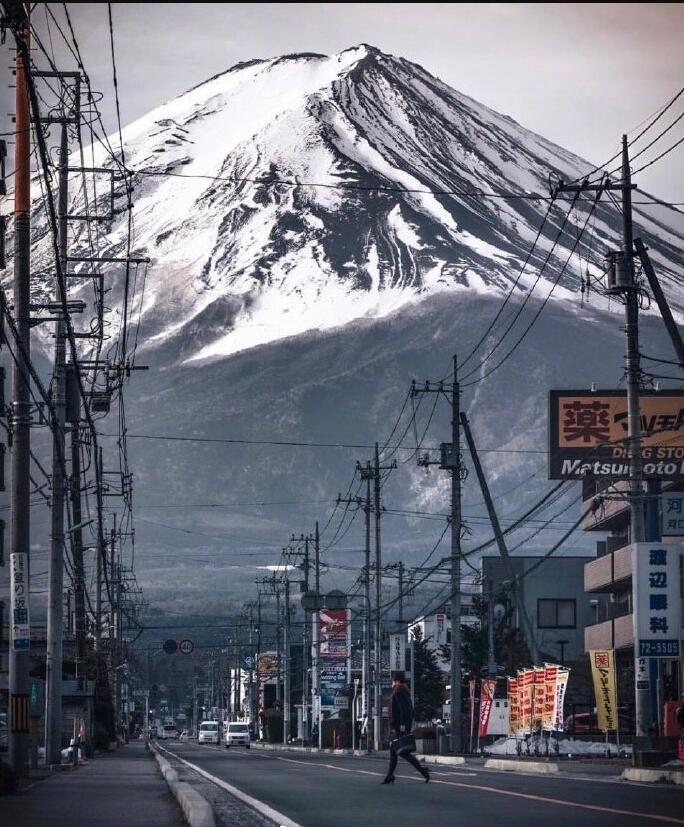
538,599,576,629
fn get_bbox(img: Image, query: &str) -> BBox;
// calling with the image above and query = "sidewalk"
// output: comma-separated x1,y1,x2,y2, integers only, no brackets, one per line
2,741,184,827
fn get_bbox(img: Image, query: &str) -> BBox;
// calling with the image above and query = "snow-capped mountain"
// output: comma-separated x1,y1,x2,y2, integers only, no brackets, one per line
24,44,684,363
12,46,684,612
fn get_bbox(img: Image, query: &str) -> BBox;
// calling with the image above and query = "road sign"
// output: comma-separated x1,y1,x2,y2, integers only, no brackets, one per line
162,639,178,655
243,655,255,669
179,639,194,655
133,689,148,698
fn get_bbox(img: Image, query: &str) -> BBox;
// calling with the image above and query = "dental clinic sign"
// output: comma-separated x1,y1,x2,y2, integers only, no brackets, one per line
632,543,683,658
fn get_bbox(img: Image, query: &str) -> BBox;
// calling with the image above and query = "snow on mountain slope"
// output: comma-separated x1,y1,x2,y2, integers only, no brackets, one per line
24,45,684,363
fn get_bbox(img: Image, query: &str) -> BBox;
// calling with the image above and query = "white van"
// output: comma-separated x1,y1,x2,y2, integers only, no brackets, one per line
198,720,220,745
225,722,251,749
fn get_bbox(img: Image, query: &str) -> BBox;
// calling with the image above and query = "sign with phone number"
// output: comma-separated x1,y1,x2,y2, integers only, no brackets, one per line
638,640,680,657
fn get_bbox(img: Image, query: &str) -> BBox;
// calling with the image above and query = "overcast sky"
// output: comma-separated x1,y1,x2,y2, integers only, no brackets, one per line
8,3,684,200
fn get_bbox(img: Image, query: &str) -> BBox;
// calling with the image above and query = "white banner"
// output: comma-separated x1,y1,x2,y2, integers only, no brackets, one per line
10,553,30,651
389,634,406,673
632,542,682,658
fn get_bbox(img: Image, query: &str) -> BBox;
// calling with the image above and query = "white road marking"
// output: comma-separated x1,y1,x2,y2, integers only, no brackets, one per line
157,743,304,827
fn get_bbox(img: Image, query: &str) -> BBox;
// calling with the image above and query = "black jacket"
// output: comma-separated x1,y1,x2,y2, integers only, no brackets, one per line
389,685,414,731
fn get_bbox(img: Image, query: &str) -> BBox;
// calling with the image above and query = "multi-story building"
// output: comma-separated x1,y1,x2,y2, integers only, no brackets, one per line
582,478,683,723
481,554,610,672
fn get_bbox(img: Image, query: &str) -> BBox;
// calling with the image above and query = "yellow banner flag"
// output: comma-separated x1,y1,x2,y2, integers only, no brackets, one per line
589,650,618,732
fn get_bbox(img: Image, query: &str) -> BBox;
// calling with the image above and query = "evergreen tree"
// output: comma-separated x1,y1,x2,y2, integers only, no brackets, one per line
411,627,445,721
438,593,531,679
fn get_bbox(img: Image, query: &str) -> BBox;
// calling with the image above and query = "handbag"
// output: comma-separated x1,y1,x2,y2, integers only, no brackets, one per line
390,733,416,756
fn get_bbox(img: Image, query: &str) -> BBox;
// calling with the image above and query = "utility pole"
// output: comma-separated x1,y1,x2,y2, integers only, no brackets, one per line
363,472,371,747
412,358,463,752
256,595,261,734
556,141,648,738
45,114,69,766
70,424,86,691
110,525,119,736
343,477,371,747
363,444,396,751
620,135,649,738
460,412,539,664
95,446,104,657
275,576,282,706
283,577,291,743
301,535,310,741
486,578,496,678
8,6,31,776
314,521,322,751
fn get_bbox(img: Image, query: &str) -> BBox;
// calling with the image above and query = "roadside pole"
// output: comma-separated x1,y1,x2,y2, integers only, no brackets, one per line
315,522,322,751
283,578,291,743
8,8,31,776
45,114,69,766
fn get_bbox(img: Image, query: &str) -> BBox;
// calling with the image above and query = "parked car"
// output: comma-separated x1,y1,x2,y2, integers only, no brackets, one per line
225,722,251,749
198,720,220,745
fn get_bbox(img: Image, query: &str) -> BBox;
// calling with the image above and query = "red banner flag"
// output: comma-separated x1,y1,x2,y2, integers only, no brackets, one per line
479,679,497,737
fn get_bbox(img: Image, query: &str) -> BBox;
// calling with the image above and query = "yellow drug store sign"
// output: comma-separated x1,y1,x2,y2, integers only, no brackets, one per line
589,649,618,732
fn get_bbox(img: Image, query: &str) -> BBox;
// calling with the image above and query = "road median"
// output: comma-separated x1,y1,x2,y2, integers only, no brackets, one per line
484,758,559,774
621,767,684,785
151,744,215,827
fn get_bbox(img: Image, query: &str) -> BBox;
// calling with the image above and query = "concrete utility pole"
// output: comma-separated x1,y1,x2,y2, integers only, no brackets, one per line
412,358,463,752
8,8,31,776
363,471,372,745
620,136,649,738
460,412,539,665
556,140,648,738
301,535,311,741
374,445,382,751
45,115,69,766
95,446,104,657
371,443,396,751
486,578,496,678
313,522,322,750
275,576,282,705
70,424,86,691
449,358,462,754
283,577,291,743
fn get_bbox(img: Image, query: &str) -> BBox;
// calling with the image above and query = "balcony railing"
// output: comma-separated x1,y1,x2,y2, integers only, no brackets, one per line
584,614,634,652
584,545,633,592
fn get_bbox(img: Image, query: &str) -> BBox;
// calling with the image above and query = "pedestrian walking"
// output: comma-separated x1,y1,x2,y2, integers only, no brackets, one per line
382,671,430,785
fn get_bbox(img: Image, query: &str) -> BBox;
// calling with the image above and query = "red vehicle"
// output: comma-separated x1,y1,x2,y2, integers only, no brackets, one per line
564,710,634,735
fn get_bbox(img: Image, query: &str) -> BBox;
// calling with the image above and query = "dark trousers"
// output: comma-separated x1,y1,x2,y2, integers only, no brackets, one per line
386,729,426,778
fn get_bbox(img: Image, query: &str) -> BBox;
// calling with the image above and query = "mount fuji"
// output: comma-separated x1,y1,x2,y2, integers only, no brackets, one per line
17,45,684,612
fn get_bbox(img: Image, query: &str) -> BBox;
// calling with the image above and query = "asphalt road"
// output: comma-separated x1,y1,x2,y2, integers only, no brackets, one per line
159,741,684,827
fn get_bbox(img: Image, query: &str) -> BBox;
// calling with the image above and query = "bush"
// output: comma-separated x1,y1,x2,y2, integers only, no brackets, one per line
0,760,19,795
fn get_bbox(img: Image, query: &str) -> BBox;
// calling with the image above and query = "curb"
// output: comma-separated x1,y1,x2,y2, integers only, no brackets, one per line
151,745,215,827
484,758,559,775
421,755,466,766
158,745,303,827
621,767,684,785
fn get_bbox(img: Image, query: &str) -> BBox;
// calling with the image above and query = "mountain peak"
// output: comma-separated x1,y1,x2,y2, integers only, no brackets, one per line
27,44,684,366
